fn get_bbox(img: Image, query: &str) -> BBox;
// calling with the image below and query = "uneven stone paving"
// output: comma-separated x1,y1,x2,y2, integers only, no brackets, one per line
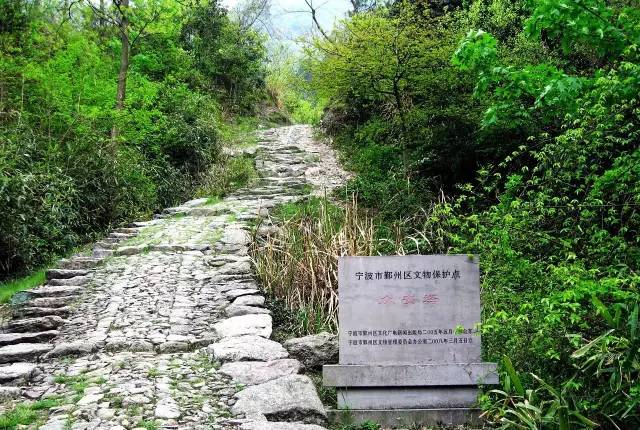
0,125,348,430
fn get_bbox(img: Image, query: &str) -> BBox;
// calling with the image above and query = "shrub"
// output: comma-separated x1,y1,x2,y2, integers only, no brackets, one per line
251,197,375,334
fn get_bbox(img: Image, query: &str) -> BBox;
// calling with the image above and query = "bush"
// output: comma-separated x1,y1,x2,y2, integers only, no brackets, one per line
0,0,266,279
251,197,375,335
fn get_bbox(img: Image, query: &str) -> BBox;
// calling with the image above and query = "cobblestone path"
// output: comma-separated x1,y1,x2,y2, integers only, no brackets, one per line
0,126,348,430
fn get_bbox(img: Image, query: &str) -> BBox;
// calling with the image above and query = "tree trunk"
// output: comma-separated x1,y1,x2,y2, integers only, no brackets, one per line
99,0,106,36
392,78,409,169
111,0,129,142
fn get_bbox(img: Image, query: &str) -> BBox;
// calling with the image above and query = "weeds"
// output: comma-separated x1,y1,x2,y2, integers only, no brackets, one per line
0,397,64,429
53,374,92,395
309,371,337,407
135,419,158,430
251,196,375,334
251,195,447,335
0,269,46,303
196,155,258,199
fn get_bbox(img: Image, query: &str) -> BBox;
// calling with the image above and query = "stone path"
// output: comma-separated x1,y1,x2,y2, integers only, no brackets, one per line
0,125,348,430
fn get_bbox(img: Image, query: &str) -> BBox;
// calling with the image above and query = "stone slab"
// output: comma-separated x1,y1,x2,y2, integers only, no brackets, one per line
58,257,100,270
338,255,481,365
233,295,265,307
0,362,39,382
214,314,272,338
7,316,65,333
29,297,73,308
28,286,83,297
20,307,71,317
208,335,289,362
284,332,338,370
328,408,483,427
224,288,260,299
46,269,89,280
0,342,54,363
44,340,101,358
226,305,271,317
232,374,326,425
0,387,21,400
220,359,302,385
47,276,91,286
323,363,498,387
0,331,59,346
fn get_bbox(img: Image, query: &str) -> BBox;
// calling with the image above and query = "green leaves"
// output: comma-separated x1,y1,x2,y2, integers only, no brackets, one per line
525,0,628,58
503,355,525,396
451,29,498,72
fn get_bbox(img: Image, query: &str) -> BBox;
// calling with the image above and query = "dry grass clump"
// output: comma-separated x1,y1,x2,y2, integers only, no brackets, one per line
251,196,376,334
250,195,452,335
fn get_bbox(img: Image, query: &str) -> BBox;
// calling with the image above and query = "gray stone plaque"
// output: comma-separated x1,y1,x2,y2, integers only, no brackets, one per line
338,255,481,365
325,255,497,428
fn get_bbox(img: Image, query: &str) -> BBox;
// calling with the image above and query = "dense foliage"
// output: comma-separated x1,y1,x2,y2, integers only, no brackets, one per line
302,0,639,427
0,0,267,277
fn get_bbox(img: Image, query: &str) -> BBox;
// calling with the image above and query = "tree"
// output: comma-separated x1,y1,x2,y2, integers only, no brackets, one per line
181,1,267,112
85,0,164,141
307,4,454,167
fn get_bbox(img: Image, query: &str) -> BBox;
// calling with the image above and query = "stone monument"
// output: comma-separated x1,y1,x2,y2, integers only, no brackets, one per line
323,255,498,427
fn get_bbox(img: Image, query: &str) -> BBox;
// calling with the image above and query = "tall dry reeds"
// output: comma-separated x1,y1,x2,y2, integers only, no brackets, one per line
251,196,375,334
250,195,453,335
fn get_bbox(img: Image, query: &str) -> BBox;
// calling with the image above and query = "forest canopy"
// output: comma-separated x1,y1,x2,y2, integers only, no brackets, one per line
0,0,267,275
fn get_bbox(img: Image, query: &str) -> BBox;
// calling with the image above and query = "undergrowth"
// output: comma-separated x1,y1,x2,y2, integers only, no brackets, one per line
251,196,376,335
0,269,46,304
0,397,64,430
196,155,258,200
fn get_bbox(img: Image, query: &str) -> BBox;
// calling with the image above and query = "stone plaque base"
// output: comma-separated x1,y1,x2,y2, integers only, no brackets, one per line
328,408,483,427
324,363,496,426
337,387,478,409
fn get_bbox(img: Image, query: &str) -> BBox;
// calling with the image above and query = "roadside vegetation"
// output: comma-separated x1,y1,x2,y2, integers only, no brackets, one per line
253,0,640,428
0,397,64,429
0,269,45,304
0,0,268,280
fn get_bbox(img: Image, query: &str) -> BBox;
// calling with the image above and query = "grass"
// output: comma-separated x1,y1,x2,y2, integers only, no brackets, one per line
53,374,91,395
0,397,64,430
309,371,337,408
218,116,261,148
0,269,46,304
218,115,280,148
136,420,158,430
196,115,266,200
121,223,164,247
251,193,455,336
196,155,259,199
251,196,376,335
105,393,123,408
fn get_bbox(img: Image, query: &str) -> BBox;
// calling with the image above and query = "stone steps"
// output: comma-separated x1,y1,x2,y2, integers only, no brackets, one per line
27,285,83,297
0,362,39,384
45,269,89,280
58,257,101,270
0,331,58,346
18,306,71,318
4,316,66,333
0,222,142,389
0,126,340,429
47,276,90,287
115,227,140,234
0,343,53,364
